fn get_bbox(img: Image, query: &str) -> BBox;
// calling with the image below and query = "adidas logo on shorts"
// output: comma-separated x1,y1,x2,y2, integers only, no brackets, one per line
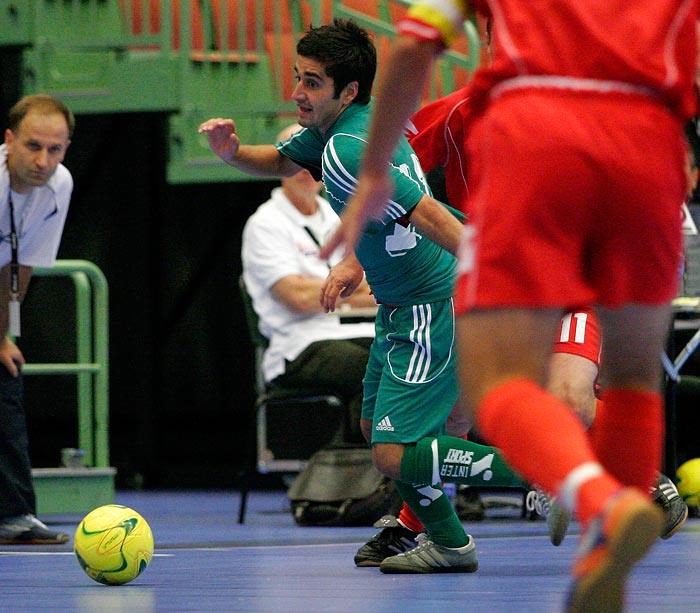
376,416,395,431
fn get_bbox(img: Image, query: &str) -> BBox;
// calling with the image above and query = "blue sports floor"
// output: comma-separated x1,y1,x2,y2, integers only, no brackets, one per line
1,489,699,612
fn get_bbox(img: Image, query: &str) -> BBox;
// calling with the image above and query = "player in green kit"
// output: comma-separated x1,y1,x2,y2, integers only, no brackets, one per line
199,18,523,574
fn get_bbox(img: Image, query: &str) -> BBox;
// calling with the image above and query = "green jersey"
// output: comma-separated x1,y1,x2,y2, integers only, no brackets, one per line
276,101,456,306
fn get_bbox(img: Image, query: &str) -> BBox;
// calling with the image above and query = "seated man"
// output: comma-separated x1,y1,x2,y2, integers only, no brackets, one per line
241,124,376,444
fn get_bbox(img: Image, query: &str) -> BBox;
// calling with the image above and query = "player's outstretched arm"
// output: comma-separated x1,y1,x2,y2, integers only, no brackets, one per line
198,117,299,178
320,35,441,258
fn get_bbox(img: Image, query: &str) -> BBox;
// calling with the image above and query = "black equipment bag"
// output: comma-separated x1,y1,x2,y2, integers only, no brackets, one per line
287,445,402,526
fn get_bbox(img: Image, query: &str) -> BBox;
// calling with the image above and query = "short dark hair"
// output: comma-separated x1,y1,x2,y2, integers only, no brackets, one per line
8,94,75,138
297,18,377,105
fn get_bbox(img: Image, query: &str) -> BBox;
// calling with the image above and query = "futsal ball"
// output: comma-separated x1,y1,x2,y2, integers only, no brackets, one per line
74,504,154,585
676,458,700,508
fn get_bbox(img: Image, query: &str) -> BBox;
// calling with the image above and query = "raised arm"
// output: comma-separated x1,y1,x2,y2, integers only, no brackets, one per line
198,117,302,178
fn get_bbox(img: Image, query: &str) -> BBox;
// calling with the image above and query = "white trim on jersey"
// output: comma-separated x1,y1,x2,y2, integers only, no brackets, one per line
322,133,413,224
322,138,357,196
491,75,657,100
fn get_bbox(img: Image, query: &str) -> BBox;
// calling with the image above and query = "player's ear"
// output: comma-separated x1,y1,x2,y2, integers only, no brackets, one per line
342,81,359,104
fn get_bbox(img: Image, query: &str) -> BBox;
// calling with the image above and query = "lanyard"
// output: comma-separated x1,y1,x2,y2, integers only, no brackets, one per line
8,191,19,297
7,190,21,336
303,225,331,270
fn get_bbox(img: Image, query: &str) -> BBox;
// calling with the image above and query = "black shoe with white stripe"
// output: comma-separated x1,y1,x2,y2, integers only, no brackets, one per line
652,472,688,540
354,515,419,567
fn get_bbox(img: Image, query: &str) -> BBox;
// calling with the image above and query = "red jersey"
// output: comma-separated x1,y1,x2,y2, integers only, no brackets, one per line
405,86,471,209
400,0,699,121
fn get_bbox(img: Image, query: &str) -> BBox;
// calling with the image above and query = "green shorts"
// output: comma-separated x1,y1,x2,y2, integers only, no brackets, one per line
362,298,459,444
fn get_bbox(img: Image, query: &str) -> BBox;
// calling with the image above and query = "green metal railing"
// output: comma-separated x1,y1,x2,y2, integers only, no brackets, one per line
22,260,110,468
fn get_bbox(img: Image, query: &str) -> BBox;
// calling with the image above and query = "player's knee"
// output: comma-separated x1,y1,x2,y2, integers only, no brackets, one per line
371,443,403,480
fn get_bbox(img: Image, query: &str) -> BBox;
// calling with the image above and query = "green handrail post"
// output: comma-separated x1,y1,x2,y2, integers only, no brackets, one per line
24,260,110,469
73,270,94,465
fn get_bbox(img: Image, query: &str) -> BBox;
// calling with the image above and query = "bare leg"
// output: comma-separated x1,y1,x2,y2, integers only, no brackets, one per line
456,306,622,523
548,352,599,428
457,307,562,418
596,303,672,392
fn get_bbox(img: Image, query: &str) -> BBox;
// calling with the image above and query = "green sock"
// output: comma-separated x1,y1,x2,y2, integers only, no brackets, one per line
393,479,468,548
401,435,526,489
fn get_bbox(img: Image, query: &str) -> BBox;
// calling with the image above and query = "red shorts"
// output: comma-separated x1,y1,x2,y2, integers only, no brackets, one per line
552,308,601,365
455,89,685,313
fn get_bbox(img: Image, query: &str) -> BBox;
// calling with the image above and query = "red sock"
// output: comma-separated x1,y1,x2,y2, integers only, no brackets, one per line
590,389,663,492
397,501,424,533
478,379,620,526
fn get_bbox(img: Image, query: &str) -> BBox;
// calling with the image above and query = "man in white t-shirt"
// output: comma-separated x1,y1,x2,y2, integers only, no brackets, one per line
242,124,376,443
0,95,74,544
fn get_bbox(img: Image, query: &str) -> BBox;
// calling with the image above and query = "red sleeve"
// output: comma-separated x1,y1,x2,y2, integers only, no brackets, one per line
407,87,471,172
407,87,474,210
